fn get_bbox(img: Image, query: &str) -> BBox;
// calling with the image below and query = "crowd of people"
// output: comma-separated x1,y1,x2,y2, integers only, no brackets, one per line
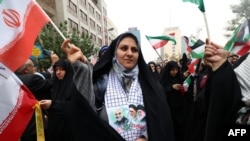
17,31,250,141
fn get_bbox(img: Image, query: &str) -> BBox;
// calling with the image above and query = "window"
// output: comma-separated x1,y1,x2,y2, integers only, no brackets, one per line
80,0,87,6
91,33,96,42
81,27,88,35
96,25,101,34
88,3,94,15
96,12,101,21
68,18,78,32
80,10,88,24
68,0,77,17
89,18,95,30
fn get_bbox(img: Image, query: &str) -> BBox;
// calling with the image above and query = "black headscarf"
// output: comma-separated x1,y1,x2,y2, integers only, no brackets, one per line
93,32,175,141
160,60,183,88
51,59,74,101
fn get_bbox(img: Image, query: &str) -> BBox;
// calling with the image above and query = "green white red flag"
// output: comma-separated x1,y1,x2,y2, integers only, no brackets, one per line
146,33,176,49
0,0,49,140
182,0,205,12
0,63,37,141
0,0,49,71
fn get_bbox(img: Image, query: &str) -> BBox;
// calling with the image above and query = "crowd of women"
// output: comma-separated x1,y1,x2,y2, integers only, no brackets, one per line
18,32,250,141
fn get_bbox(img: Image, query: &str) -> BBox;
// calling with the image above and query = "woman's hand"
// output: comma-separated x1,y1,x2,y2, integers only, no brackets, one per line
204,39,228,71
172,84,183,91
61,39,87,63
40,100,52,110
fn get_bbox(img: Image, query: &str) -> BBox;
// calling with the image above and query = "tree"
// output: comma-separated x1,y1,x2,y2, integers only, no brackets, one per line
224,0,250,38
35,21,95,69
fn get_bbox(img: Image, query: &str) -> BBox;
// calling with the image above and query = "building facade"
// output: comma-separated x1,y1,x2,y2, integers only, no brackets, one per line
160,27,182,62
37,0,117,48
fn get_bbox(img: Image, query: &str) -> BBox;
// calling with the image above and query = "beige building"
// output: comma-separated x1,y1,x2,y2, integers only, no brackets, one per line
36,0,117,48
159,27,182,62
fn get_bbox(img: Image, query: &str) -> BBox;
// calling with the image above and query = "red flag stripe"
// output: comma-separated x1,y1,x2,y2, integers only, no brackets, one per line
153,40,168,49
0,85,37,141
237,42,250,56
0,3,49,71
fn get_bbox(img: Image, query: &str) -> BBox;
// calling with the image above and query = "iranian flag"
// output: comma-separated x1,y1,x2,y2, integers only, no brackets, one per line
0,63,37,141
146,33,176,49
224,19,250,56
183,0,205,12
0,0,49,140
0,0,50,71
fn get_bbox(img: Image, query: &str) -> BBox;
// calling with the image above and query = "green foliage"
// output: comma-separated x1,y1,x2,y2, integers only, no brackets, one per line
35,21,95,69
224,0,250,38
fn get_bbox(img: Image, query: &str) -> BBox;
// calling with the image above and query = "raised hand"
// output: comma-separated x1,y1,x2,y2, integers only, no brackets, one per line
61,39,87,63
204,39,228,71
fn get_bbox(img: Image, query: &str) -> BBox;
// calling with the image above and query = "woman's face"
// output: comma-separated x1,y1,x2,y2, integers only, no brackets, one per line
116,36,139,70
55,66,66,80
169,68,178,77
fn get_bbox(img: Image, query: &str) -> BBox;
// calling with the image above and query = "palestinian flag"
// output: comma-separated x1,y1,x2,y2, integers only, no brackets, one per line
183,74,192,92
146,33,176,49
224,19,250,57
188,58,201,74
182,36,197,53
190,39,205,58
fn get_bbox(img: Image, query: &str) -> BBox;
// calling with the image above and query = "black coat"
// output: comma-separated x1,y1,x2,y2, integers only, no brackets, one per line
17,73,52,139
184,61,244,141
69,32,175,141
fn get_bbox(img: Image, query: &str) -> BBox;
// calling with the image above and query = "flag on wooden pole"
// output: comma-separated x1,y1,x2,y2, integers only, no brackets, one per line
0,0,50,140
145,33,176,49
0,0,50,71
182,0,205,12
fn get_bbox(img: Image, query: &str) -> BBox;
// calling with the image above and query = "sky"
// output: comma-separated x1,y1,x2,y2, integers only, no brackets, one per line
105,0,239,62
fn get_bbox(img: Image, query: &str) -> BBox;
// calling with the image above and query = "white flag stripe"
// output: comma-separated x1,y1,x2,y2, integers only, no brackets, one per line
192,44,205,54
0,64,22,130
0,0,32,50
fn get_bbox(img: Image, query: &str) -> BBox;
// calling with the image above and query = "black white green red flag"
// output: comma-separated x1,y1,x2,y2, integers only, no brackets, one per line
224,19,250,57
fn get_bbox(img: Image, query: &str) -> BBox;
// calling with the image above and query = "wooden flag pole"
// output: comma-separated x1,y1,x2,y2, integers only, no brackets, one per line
153,49,165,63
203,12,211,41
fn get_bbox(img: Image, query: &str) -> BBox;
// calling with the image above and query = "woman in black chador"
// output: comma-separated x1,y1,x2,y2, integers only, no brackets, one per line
40,59,74,141
160,60,193,141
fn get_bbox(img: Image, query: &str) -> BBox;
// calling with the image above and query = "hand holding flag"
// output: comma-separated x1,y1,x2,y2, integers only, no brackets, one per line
0,0,50,140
